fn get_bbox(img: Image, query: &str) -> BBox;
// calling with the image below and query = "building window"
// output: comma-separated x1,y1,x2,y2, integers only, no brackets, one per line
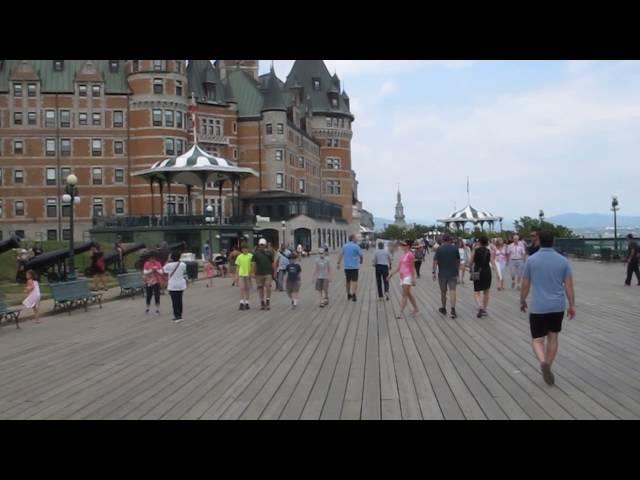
13,83,22,97
27,83,37,97
109,60,119,73
46,140,56,157
153,60,163,71
115,199,125,215
62,229,71,240
61,139,71,156
215,120,221,136
78,112,88,126
153,78,163,94
326,138,332,147
133,60,139,72
326,117,332,127
92,198,104,218
0,200,2,218
152,109,162,126
313,78,321,91
78,84,87,96
60,167,71,181
92,167,103,185
333,139,339,147
114,168,124,183
46,167,57,185
266,123,272,135
46,198,58,218
275,150,283,161
341,118,345,128
165,110,174,127
47,229,57,241
92,112,101,126
15,201,25,216
14,230,25,239
113,110,124,128
165,138,175,155
299,179,305,193
176,139,184,155
53,60,64,71
327,157,341,169
27,112,37,125
45,110,56,128
13,112,23,125
233,148,238,159
298,156,305,168
176,80,183,96
232,122,237,134
59,110,71,127
92,139,102,156
276,123,284,135
14,141,24,155
176,112,183,129
0,168,3,187
175,60,182,73
92,84,101,97
276,173,284,189
114,140,124,154
326,180,341,195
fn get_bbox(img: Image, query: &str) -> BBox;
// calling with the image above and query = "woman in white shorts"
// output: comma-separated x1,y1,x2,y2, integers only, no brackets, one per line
457,239,470,284
387,240,418,319
494,238,508,290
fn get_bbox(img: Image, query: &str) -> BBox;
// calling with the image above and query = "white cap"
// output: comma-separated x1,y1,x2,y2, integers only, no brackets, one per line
258,238,267,246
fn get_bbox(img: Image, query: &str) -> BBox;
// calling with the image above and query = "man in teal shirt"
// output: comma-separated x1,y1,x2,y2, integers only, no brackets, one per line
337,234,363,302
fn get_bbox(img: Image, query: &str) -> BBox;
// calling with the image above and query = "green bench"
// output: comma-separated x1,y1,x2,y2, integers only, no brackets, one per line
117,272,145,298
50,279,103,315
0,302,21,328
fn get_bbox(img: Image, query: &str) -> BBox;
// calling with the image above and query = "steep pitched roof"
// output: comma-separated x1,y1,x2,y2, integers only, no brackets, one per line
0,60,129,94
284,60,353,118
261,68,286,112
225,70,264,118
186,60,226,105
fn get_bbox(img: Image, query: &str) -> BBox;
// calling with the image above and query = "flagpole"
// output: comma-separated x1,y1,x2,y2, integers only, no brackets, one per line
190,92,197,145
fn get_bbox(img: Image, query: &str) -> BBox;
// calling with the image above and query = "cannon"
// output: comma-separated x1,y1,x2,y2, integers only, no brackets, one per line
17,241,96,283
84,242,147,276
135,241,186,269
0,235,21,255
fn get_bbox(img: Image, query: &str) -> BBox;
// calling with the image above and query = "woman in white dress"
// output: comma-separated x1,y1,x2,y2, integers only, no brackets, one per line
457,239,470,284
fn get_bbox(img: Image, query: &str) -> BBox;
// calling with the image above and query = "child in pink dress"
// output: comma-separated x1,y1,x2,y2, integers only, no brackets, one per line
204,260,215,288
22,270,41,323
387,241,419,319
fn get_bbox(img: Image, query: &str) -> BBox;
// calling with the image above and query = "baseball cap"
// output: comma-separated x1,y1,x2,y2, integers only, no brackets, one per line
258,238,267,246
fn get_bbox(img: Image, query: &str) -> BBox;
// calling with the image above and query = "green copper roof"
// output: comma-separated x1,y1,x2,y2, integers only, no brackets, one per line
0,60,129,94
261,68,286,112
225,70,264,118
186,60,226,105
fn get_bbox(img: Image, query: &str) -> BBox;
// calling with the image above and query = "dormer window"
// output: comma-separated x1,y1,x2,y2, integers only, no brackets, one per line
53,60,64,72
204,82,216,101
312,78,321,91
153,60,163,71
109,60,119,73
331,97,338,108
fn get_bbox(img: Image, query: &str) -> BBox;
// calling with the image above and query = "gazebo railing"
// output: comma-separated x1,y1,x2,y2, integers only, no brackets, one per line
93,215,256,228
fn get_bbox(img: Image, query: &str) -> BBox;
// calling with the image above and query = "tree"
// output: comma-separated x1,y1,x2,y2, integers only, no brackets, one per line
513,216,575,238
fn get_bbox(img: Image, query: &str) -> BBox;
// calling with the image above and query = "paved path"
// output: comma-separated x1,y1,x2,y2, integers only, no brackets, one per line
0,254,638,419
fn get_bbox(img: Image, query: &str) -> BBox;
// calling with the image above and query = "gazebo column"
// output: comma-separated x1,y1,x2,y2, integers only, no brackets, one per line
149,178,155,218
201,174,207,216
186,185,193,216
218,178,224,224
231,176,237,217
158,179,165,225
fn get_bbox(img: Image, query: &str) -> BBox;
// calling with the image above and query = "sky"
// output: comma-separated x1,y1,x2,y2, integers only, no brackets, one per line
259,60,640,222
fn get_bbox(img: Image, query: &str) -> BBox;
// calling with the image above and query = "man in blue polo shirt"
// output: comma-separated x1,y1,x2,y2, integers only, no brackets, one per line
337,234,363,302
520,230,576,386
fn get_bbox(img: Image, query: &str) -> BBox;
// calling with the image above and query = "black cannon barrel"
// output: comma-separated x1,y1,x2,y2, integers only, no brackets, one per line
136,241,187,268
103,242,146,266
23,241,96,271
0,235,21,255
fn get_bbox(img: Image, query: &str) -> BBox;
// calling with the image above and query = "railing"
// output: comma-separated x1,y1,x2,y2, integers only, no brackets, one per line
554,238,628,260
199,133,230,145
92,215,256,228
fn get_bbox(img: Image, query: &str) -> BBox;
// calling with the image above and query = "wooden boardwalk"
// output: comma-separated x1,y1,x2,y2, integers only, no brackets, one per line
0,253,638,420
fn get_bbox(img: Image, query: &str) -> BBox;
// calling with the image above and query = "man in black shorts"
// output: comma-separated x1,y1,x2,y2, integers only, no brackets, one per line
337,234,363,302
520,231,576,385
624,233,640,286
432,234,460,319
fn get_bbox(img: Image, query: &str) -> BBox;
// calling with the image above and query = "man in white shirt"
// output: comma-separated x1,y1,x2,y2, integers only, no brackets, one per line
507,234,527,290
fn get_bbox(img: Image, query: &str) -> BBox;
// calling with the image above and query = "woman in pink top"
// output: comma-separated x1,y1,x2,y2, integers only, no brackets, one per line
387,240,418,319
204,259,215,288
493,238,508,290
143,253,164,314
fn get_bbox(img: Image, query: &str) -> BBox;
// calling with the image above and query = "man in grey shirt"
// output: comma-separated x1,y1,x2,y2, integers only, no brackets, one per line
373,242,392,301
432,234,460,318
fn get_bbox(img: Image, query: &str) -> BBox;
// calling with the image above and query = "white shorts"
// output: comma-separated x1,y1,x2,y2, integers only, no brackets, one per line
401,276,414,286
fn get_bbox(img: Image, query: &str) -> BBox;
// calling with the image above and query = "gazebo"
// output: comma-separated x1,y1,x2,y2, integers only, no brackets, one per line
131,144,258,221
437,204,503,232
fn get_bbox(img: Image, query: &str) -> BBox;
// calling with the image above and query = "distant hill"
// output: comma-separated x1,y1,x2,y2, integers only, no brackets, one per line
548,213,640,228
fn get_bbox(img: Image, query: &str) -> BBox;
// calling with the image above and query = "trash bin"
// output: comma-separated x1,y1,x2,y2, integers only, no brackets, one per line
185,261,199,281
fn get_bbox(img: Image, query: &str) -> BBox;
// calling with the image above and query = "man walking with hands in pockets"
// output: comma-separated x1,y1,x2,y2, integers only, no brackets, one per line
520,231,576,386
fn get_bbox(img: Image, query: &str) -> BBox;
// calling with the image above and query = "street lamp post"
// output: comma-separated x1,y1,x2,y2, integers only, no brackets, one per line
206,205,214,260
539,209,544,224
281,220,286,248
62,174,79,280
611,196,619,253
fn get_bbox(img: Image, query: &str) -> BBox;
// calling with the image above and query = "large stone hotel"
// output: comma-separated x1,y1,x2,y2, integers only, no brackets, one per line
0,59,367,251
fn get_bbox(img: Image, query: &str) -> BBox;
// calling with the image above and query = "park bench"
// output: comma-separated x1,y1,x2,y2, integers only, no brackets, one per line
117,272,145,298
50,279,103,315
0,302,21,328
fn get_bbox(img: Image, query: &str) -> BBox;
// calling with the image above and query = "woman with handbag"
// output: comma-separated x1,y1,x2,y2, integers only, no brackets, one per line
163,251,187,323
470,236,495,318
